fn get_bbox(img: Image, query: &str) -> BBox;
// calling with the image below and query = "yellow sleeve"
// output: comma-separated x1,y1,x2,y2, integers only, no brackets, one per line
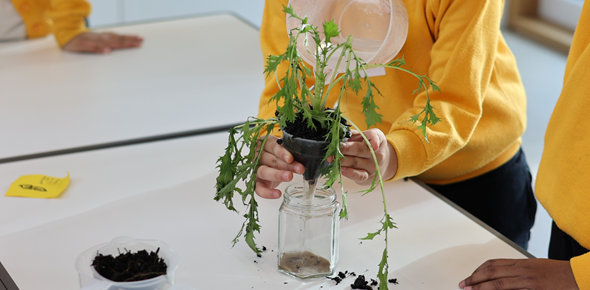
46,0,91,47
571,253,590,290
536,2,590,281
387,0,505,179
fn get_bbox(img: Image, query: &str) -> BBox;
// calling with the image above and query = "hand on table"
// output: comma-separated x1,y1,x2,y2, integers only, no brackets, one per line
63,32,143,53
459,258,579,290
340,129,398,185
255,135,304,199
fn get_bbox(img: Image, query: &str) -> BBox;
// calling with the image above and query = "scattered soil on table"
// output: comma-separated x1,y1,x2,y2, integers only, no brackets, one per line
279,110,351,141
92,248,167,282
351,275,373,290
278,251,331,274
327,275,343,285
328,271,357,285
328,271,399,289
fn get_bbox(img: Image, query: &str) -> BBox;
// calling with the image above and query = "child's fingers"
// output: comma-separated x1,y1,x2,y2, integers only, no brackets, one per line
256,165,293,184
341,141,372,158
88,40,111,53
340,155,376,172
255,179,282,199
262,136,294,164
259,152,304,174
341,167,371,184
103,33,143,49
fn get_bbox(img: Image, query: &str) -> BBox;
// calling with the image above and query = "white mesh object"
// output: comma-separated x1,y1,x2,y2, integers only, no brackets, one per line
286,0,408,74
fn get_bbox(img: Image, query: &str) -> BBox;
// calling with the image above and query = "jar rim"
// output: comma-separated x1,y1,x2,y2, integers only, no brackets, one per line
283,182,336,208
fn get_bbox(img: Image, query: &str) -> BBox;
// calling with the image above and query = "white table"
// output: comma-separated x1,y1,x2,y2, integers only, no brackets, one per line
0,133,530,290
0,14,263,161
0,132,230,237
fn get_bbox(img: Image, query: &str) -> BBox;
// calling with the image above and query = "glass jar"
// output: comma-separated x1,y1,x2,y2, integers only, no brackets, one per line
278,182,340,279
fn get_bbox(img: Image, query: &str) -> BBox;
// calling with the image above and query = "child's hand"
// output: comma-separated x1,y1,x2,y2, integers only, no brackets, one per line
255,135,305,199
459,259,579,290
63,32,143,53
340,129,398,185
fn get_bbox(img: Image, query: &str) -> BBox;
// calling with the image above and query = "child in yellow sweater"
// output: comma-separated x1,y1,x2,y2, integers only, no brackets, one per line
459,1,590,289
1,0,142,53
255,0,536,249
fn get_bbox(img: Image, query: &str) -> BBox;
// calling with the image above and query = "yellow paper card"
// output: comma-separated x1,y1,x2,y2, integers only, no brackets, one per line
5,173,70,198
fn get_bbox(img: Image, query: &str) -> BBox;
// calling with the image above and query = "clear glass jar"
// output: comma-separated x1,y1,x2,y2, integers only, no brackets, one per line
278,182,340,279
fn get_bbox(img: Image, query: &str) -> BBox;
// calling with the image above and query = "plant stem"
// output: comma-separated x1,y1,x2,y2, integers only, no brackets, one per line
345,117,392,290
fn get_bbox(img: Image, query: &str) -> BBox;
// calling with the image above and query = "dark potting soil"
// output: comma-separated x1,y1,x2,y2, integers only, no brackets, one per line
327,271,356,286
280,110,351,141
328,271,399,289
92,248,167,282
351,275,373,290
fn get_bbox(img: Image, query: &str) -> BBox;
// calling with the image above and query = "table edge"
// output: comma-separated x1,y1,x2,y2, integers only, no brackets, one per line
411,177,536,259
0,123,242,164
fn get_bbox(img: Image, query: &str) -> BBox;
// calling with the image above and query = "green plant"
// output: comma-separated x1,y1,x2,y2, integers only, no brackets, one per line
214,6,440,289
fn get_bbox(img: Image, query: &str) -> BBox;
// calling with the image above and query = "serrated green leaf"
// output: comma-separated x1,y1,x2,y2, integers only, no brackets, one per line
282,5,295,18
388,56,406,67
361,96,382,128
360,230,382,240
264,54,284,78
383,214,397,229
323,20,340,43
431,83,441,93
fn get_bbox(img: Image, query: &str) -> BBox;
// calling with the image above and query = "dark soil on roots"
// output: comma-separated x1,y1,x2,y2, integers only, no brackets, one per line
92,248,167,282
280,109,351,141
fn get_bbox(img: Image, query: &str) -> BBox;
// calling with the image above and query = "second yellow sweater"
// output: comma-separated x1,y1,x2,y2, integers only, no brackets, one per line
536,1,590,289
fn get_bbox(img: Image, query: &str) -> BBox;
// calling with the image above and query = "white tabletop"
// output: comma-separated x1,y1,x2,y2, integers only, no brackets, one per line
0,14,263,160
0,133,529,290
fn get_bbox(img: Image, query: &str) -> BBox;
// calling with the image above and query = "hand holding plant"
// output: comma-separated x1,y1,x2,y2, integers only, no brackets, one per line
255,135,305,199
340,129,398,185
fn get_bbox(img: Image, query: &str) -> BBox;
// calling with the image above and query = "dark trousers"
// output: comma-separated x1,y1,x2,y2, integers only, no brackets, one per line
427,148,537,249
549,221,589,260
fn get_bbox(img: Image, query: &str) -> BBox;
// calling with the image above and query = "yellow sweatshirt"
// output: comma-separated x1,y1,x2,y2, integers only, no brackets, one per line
10,0,90,47
535,2,590,289
259,0,527,184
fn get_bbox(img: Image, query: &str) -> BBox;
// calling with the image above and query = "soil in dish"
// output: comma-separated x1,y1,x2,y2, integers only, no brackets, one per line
92,248,167,282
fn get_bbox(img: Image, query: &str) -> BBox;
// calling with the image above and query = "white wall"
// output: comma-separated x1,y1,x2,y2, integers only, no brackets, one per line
88,0,266,28
539,0,585,31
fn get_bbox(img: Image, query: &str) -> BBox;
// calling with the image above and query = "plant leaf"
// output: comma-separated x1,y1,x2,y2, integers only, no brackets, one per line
323,20,340,43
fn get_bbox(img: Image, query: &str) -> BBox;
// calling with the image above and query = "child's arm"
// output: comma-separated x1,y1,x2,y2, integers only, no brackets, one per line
48,0,143,53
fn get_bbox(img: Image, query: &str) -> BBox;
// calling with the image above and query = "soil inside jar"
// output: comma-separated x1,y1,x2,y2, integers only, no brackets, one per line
278,251,331,275
92,248,167,282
